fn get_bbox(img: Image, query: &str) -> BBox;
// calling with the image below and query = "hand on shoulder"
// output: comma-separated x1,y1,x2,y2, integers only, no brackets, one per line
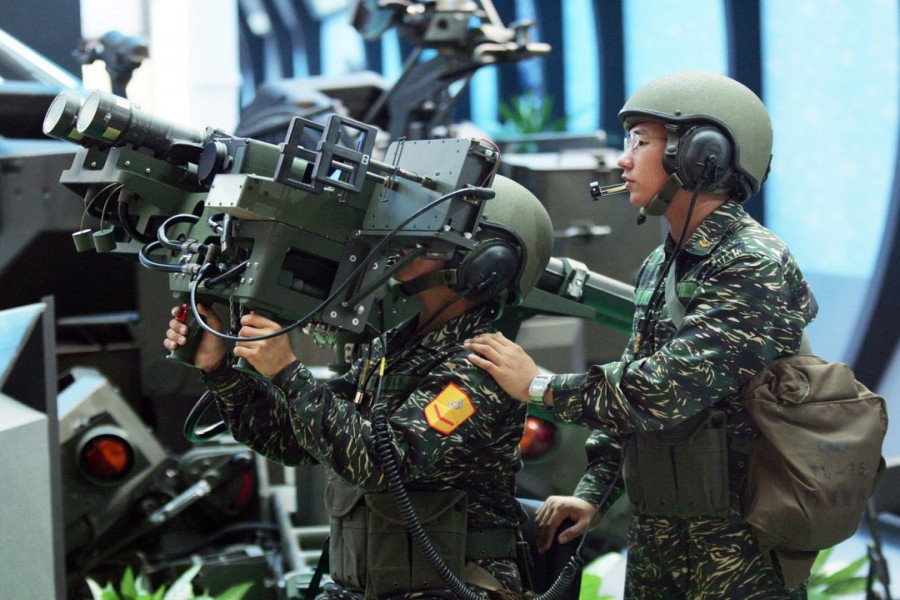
464,332,539,402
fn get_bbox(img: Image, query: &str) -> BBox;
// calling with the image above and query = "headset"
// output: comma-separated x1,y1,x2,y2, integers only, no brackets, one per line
638,124,739,221
449,238,522,303
663,124,735,193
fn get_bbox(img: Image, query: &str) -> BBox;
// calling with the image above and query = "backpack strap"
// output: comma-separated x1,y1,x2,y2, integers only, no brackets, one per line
664,260,813,356
798,330,813,354
663,215,746,331
664,260,686,329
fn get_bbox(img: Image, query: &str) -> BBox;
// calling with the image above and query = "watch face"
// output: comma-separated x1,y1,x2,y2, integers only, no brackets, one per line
530,375,550,397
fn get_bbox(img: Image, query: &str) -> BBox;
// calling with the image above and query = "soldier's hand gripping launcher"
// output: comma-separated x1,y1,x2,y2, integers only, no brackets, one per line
44,90,507,362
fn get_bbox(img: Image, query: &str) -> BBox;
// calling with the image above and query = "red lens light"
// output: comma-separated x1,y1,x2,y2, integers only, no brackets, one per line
79,433,134,483
519,417,556,460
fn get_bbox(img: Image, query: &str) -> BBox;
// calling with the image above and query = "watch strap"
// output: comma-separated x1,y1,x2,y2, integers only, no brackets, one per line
528,374,552,405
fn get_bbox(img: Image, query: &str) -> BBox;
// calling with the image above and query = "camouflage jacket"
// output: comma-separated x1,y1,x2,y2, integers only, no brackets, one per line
202,302,527,536
559,201,818,508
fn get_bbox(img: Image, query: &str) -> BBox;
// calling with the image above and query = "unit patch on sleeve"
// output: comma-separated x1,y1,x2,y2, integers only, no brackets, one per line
424,382,476,435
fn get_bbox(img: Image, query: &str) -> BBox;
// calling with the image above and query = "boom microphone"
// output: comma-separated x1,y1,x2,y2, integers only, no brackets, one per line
589,181,628,200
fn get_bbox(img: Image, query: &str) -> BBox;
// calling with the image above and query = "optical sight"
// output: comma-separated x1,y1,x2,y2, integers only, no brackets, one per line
75,90,212,163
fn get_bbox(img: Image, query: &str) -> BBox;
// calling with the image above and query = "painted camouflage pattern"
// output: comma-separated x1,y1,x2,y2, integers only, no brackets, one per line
624,512,806,599
202,303,527,596
555,201,817,598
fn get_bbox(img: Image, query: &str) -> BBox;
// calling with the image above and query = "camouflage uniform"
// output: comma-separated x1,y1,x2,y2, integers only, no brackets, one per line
552,202,818,599
202,303,527,598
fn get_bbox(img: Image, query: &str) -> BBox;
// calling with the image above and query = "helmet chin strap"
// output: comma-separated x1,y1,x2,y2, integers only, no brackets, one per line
398,269,458,296
637,173,684,224
396,269,477,335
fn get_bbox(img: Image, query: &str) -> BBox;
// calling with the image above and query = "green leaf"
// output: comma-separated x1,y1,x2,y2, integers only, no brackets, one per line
85,580,121,600
818,555,868,586
821,576,868,595
498,91,566,136
214,582,254,600
808,547,831,581
101,583,122,600
132,570,152,597
86,578,107,600
163,563,203,600
85,559,250,600
120,567,138,600
498,103,516,122
539,98,552,124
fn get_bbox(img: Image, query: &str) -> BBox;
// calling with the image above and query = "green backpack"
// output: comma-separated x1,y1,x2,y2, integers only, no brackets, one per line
740,353,887,551
666,266,888,586
738,352,887,586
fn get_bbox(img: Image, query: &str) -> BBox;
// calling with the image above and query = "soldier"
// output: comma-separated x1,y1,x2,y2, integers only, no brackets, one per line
164,176,554,600
466,71,818,599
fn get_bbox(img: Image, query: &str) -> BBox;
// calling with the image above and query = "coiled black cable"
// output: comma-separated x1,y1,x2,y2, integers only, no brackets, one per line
116,189,155,243
370,399,484,600
182,390,229,442
139,240,192,273
157,213,201,251
204,259,250,287
370,384,583,600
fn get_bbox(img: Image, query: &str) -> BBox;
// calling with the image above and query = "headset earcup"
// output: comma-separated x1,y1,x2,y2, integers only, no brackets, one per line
676,126,734,191
455,241,520,302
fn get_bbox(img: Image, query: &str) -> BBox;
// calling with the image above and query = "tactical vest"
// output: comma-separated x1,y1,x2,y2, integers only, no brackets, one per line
622,409,733,518
622,222,748,519
327,367,518,599
326,476,465,598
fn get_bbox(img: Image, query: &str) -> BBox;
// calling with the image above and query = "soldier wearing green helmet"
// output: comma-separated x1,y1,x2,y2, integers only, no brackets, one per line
618,69,774,203
164,175,554,600
467,71,818,598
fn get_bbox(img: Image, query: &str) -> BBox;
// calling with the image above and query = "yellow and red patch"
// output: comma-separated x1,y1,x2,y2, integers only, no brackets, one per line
424,383,476,435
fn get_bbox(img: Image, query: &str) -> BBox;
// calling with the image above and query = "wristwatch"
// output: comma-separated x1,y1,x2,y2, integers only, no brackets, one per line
528,373,553,405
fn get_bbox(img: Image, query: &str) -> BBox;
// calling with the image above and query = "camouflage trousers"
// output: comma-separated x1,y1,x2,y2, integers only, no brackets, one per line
623,512,807,599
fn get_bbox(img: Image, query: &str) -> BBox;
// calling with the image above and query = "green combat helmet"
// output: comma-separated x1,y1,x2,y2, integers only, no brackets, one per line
619,71,773,210
403,174,553,306
474,174,554,305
